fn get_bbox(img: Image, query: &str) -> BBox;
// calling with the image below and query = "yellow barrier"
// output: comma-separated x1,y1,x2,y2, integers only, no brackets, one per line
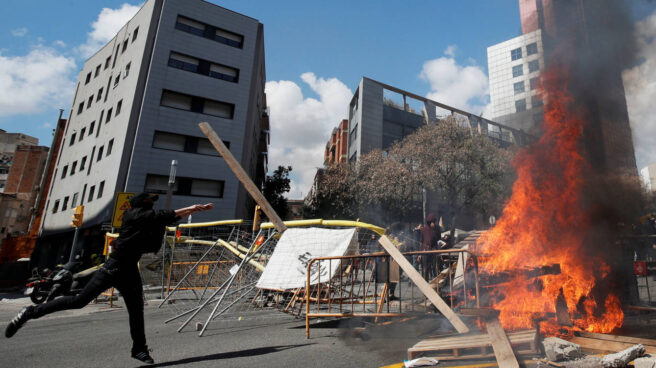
259,219,386,235
184,239,265,272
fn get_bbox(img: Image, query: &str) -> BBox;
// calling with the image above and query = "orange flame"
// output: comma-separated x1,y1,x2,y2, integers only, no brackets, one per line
476,66,623,334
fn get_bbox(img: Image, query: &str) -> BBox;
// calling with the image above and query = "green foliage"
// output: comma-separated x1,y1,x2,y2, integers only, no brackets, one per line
263,165,292,220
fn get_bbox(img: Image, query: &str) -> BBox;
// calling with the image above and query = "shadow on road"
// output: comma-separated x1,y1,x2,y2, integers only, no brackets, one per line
143,344,315,367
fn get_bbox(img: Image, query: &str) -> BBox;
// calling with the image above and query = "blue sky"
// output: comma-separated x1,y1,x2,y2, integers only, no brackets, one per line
1,1,655,198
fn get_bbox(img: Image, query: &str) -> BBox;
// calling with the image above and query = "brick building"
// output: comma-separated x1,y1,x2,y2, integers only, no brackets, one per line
0,129,39,193
324,119,348,166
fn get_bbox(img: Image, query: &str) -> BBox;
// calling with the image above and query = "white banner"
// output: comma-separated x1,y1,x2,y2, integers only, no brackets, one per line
256,227,357,290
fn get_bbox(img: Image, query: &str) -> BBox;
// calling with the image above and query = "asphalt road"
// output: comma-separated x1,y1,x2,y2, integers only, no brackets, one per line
0,293,435,368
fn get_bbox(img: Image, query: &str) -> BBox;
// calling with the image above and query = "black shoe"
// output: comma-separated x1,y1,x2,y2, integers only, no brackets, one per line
5,306,33,338
131,348,154,364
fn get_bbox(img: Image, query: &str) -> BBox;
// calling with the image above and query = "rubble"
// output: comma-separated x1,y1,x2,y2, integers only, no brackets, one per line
634,356,656,368
543,337,583,362
600,344,646,368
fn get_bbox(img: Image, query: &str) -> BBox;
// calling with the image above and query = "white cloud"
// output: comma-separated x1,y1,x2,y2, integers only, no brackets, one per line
265,73,352,199
419,50,490,116
76,3,141,58
53,40,66,48
624,11,656,169
0,45,76,116
11,28,27,37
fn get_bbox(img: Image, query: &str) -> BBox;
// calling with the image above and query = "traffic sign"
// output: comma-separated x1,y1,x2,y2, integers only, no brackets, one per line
111,192,135,228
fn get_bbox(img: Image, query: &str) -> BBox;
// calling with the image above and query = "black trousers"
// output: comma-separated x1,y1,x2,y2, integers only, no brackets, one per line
31,258,146,352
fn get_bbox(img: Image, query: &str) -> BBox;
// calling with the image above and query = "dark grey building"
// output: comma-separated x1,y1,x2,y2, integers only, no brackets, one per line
347,77,529,162
42,0,268,236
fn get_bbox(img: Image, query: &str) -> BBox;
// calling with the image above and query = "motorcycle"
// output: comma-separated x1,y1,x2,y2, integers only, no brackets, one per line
25,261,102,304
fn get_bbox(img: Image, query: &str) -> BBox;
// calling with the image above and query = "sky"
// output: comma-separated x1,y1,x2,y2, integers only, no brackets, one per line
1,1,655,199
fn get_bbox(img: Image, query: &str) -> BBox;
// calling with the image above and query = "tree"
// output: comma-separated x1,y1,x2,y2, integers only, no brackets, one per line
392,117,513,235
263,166,292,220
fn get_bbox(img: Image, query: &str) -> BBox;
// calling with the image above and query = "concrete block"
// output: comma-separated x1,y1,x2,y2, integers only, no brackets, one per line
601,344,645,368
634,356,656,368
543,337,583,362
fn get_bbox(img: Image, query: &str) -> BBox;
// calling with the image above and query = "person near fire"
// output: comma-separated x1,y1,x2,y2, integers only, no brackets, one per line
418,213,441,281
5,192,214,364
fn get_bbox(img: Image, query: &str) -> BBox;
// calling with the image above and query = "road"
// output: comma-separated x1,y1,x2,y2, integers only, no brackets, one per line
0,292,433,368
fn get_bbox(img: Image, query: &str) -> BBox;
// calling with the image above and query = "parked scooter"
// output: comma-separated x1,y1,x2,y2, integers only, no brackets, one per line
25,261,102,304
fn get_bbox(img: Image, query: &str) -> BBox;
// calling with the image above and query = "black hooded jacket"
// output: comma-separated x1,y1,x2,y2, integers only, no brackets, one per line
110,193,180,263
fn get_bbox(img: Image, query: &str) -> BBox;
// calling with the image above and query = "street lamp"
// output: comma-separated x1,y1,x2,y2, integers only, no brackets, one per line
161,159,177,298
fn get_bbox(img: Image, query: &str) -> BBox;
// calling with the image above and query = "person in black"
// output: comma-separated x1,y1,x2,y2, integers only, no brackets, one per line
5,193,213,364
418,213,441,281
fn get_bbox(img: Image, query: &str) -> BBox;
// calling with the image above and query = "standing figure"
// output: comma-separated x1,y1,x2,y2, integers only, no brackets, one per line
418,213,440,281
5,193,213,364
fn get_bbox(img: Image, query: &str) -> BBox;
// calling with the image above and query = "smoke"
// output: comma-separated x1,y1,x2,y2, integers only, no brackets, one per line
537,0,647,306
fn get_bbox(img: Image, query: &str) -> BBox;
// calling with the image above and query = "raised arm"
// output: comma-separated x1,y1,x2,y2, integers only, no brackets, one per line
175,203,214,218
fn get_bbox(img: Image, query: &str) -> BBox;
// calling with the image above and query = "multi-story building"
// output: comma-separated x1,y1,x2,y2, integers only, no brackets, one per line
489,0,637,176
641,163,656,193
324,119,349,166
0,146,49,243
347,77,530,162
37,0,268,265
0,130,39,192
487,30,545,135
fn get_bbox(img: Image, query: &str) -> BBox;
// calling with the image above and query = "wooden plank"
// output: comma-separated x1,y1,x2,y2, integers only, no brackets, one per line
378,236,469,333
459,308,501,317
486,318,520,368
199,122,287,233
575,331,656,347
569,336,656,355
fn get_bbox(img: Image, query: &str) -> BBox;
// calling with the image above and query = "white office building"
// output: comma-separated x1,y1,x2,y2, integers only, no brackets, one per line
487,29,545,135
41,0,268,242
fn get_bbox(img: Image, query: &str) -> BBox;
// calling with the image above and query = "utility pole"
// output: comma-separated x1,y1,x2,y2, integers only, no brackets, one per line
68,205,84,263
160,160,177,299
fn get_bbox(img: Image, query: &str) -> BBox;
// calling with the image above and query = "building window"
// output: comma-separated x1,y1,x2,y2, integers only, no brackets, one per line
89,121,95,135
97,88,103,101
80,156,87,171
511,47,522,61
85,72,91,84
61,165,68,179
526,42,538,56
87,96,93,109
528,60,540,73
531,95,543,108
132,27,139,43
530,77,539,90
98,181,105,199
160,90,234,119
97,146,104,161
62,196,69,211
124,62,131,78
114,75,120,87
95,65,101,77
168,52,239,83
112,45,119,68
71,161,77,175
175,15,243,49
88,186,95,202
349,151,357,163
70,133,76,145
513,81,525,95
121,39,128,54
77,102,84,115
152,131,227,156
80,128,86,141
512,64,523,78
52,200,60,213
515,99,527,112
349,125,357,144
106,108,113,123
72,193,78,207
105,56,111,69
107,139,114,156
116,100,123,115
145,174,224,198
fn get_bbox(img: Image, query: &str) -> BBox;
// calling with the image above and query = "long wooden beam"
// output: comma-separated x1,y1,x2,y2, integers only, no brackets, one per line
486,317,520,368
199,122,287,233
378,235,469,333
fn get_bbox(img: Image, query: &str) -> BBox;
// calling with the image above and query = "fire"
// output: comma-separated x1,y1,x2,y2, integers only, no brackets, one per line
476,66,624,335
